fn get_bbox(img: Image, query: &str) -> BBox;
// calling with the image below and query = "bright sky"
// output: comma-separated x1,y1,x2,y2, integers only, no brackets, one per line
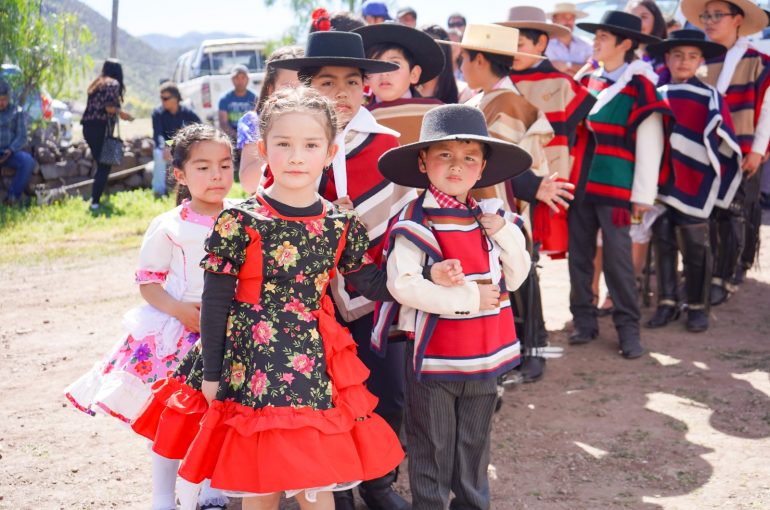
79,0,561,38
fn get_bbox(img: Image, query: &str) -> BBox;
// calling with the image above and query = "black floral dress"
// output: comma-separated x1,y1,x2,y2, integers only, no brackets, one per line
133,194,404,494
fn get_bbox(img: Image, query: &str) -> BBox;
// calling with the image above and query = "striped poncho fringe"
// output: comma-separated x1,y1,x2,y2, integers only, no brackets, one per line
657,78,743,218
371,192,525,382
571,73,671,209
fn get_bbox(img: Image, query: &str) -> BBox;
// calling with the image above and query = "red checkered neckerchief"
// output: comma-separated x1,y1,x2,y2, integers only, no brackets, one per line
429,184,479,210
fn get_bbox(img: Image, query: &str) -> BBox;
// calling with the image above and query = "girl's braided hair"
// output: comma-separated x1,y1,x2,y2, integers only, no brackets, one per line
259,86,339,145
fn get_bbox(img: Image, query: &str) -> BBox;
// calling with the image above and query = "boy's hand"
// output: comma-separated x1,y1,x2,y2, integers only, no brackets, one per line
477,283,501,311
536,173,574,213
201,380,218,405
742,152,763,177
334,196,354,210
479,213,505,235
430,259,465,286
174,302,201,332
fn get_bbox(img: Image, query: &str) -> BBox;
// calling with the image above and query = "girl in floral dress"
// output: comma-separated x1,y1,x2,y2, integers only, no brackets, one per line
65,124,235,510
131,87,463,510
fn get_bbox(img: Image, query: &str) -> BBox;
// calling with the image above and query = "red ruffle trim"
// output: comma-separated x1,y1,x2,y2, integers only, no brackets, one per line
532,199,568,259
132,295,405,491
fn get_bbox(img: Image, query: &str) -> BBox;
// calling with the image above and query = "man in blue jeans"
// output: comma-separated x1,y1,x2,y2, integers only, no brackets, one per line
0,80,34,206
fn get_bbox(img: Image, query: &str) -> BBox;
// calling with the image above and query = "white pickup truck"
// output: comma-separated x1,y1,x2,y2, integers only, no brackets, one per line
172,38,267,124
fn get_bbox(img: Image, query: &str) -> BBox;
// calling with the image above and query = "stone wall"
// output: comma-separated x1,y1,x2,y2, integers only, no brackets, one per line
0,134,155,203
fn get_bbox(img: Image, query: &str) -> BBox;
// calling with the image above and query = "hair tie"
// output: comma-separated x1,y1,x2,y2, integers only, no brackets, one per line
311,7,331,31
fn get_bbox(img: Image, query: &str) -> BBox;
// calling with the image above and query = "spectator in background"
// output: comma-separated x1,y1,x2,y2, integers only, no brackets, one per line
666,17,683,32
397,6,417,27
419,25,460,103
150,82,200,197
0,79,34,207
217,64,256,142
362,1,391,24
447,12,467,34
546,3,593,75
81,58,134,210
626,0,668,61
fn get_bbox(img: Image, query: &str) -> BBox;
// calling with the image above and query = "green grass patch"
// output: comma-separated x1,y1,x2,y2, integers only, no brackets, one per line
0,185,250,265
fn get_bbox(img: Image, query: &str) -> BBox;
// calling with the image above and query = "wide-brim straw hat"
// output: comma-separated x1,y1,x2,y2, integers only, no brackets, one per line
378,104,532,189
437,24,546,60
681,0,770,36
646,29,727,60
353,23,446,84
547,2,589,19
270,31,399,74
577,10,661,45
497,6,572,39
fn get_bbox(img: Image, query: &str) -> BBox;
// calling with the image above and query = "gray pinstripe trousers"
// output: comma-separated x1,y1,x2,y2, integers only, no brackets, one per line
404,343,498,510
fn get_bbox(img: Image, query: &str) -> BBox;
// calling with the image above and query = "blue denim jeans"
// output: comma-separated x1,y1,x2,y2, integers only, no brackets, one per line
3,150,35,199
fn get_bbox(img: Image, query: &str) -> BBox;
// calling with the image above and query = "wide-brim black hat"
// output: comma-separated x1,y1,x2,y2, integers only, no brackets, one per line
353,23,445,84
378,104,532,189
270,32,399,74
647,29,727,60
578,10,661,45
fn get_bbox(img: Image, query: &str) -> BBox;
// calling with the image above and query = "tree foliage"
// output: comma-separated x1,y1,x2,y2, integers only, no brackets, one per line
0,0,93,104
263,0,360,35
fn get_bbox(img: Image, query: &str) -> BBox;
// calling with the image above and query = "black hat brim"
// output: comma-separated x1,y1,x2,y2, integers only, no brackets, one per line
646,39,727,60
378,135,532,189
353,24,446,84
271,56,399,74
577,22,661,45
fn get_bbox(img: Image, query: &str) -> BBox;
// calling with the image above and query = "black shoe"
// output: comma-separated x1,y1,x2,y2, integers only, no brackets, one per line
334,489,356,510
358,475,411,510
520,356,546,383
568,329,598,345
645,305,679,328
686,309,709,332
619,338,645,359
710,284,729,306
732,265,746,285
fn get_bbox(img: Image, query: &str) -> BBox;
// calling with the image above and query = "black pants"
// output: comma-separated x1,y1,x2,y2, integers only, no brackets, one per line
82,119,113,205
568,201,640,342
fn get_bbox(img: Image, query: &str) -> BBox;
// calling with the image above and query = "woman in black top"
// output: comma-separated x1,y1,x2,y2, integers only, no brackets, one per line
81,59,134,209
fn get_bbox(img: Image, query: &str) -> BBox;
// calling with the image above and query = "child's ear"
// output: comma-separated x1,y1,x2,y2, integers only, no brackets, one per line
326,143,340,166
172,167,187,186
410,65,423,86
478,158,488,179
257,139,268,159
537,35,549,54
418,150,428,174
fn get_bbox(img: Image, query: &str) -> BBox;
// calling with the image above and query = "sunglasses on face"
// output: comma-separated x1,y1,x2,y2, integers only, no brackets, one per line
160,95,173,101
448,21,465,28
698,11,736,23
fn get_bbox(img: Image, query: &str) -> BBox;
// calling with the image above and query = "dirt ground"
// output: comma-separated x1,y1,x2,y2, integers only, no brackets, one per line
1,213,769,510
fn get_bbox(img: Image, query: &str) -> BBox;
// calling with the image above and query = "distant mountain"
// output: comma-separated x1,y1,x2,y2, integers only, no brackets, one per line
141,32,254,52
42,0,181,111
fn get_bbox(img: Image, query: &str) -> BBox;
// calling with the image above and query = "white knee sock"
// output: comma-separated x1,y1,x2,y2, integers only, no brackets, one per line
198,478,229,508
151,452,179,510
177,478,202,510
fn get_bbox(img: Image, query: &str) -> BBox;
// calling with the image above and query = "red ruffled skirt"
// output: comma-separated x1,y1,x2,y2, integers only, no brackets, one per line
131,296,404,494
532,197,569,259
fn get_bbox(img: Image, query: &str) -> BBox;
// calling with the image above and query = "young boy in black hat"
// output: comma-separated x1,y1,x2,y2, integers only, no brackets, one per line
372,104,532,509
271,31,415,510
568,11,670,358
354,22,445,145
644,29,741,332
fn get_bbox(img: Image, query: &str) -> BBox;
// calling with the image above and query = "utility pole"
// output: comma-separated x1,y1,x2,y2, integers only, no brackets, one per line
110,0,119,58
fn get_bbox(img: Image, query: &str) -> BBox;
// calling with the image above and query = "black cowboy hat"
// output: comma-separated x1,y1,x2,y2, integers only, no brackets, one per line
353,22,445,84
577,10,661,45
647,29,727,60
270,31,399,74
378,104,532,189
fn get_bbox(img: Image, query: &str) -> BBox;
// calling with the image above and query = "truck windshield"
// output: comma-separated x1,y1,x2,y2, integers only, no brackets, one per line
198,49,264,76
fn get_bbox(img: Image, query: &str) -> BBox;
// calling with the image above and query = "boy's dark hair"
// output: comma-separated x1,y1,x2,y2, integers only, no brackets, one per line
518,28,550,50
330,10,366,31
159,81,182,102
727,2,745,16
297,66,366,84
465,50,513,78
170,123,233,204
421,24,460,103
260,86,339,145
609,32,640,63
256,45,304,114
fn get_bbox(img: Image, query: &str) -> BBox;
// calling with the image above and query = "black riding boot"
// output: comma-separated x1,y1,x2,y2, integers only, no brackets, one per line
710,203,744,306
677,222,712,332
647,210,679,328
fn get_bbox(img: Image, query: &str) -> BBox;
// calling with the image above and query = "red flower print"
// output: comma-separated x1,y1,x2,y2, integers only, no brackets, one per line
306,219,324,237
252,321,274,345
250,370,269,398
280,372,295,385
291,354,315,375
134,360,152,376
296,272,306,283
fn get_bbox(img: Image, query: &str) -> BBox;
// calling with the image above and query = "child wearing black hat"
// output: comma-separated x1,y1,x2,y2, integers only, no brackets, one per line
645,30,741,332
372,104,532,509
354,22,445,145
568,10,670,358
